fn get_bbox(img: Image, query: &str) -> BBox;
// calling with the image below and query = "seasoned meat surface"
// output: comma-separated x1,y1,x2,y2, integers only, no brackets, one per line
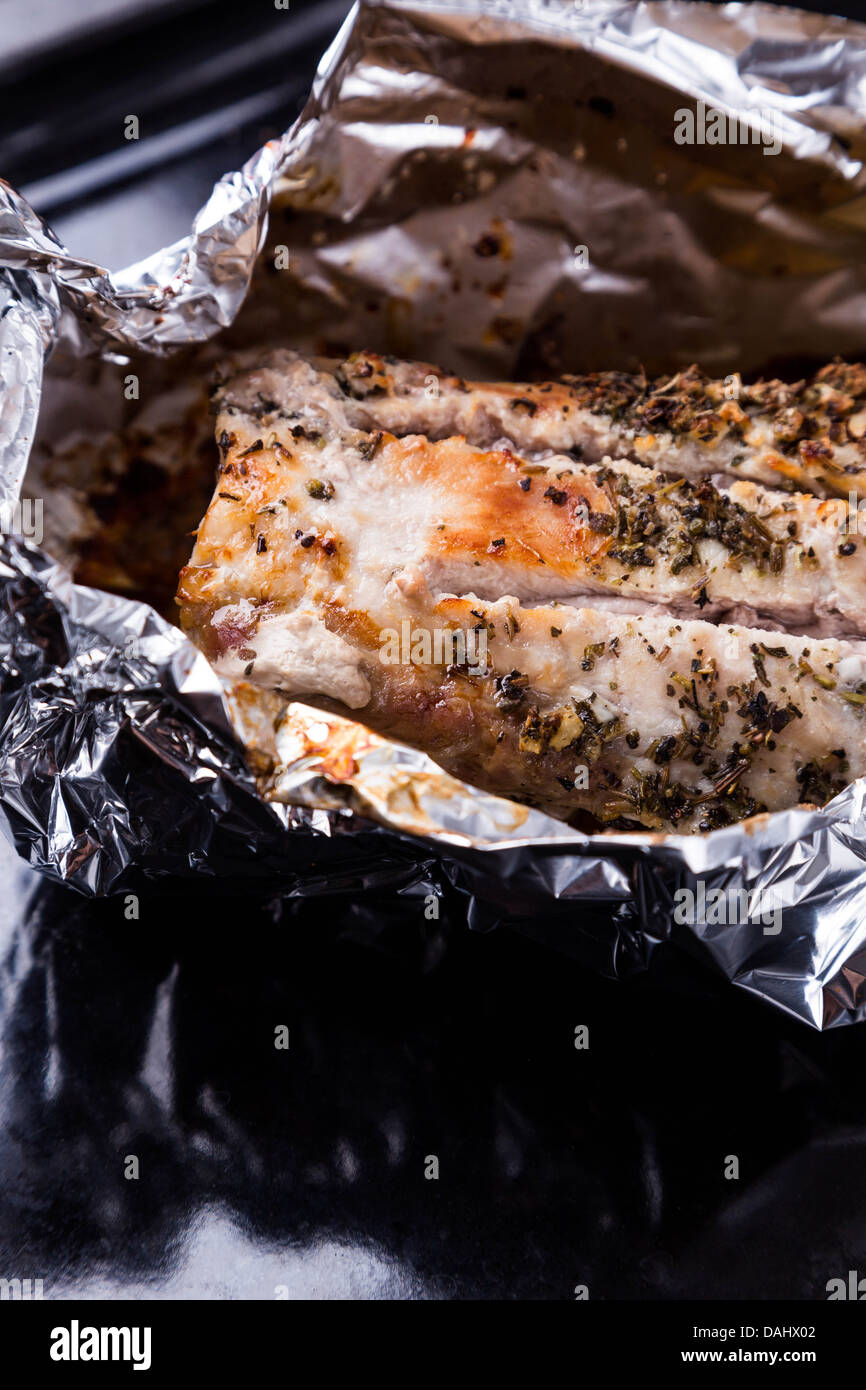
177,351,866,832
335,350,866,500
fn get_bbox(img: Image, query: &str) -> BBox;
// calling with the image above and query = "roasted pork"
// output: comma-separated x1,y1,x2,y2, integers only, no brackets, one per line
176,351,866,832
334,350,866,501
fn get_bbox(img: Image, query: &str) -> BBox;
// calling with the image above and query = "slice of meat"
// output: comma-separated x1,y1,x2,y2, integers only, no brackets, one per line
176,354,866,833
200,351,866,638
330,349,866,501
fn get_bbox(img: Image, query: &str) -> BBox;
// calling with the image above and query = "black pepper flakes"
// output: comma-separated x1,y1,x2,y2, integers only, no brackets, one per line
494,670,529,708
652,736,677,764
474,233,501,258
358,431,384,460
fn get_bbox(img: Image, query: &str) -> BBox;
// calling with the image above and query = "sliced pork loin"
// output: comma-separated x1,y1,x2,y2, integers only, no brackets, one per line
201,350,866,637
331,349,866,501
176,352,866,833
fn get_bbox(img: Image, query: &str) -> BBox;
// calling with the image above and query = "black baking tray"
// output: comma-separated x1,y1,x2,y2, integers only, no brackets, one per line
3,0,866,1303
9,824,866,1302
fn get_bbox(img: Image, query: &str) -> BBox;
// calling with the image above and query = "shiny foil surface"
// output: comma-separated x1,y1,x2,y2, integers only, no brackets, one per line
3,0,866,1028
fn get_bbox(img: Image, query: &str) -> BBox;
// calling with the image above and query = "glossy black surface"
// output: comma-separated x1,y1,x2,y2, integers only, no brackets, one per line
3,831,866,1300
14,0,353,269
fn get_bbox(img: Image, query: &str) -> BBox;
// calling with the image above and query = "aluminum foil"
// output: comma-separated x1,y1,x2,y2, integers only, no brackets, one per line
3,0,866,1028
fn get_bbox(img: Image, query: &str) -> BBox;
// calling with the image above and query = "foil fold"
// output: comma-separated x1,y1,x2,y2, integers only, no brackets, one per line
2,0,866,1027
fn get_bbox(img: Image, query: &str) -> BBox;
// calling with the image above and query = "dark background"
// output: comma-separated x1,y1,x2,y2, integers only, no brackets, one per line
3,0,866,1301
3,0,354,268
8,827,866,1302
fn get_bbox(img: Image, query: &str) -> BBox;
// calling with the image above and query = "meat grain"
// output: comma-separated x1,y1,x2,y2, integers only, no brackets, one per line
177,351,866,831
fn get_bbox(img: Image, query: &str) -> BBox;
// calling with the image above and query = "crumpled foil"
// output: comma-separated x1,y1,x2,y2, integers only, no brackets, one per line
3,0,866,1029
